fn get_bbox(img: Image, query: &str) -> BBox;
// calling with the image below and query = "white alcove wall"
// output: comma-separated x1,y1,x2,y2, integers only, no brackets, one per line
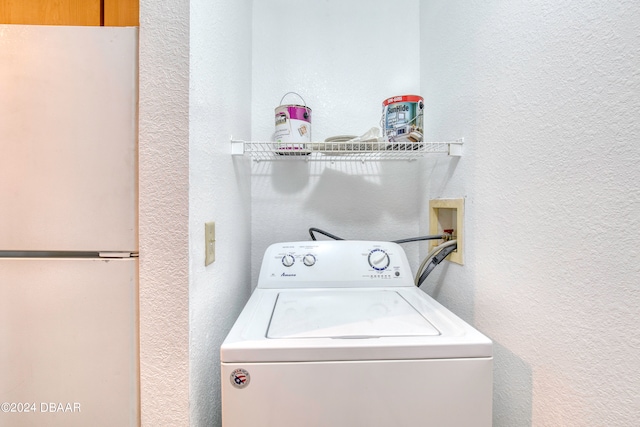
420,1,640,426
183,1,640,427
250,0,428,284
189,1,253,427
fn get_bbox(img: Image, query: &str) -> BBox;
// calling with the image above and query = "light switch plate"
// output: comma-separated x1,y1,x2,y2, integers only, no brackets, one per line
205,221,215,266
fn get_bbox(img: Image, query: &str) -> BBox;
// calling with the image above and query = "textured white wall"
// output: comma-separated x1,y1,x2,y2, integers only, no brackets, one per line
139,0,190,426
250,0,423,284
189,0,253,426
140,1,640,425
420,1,640,425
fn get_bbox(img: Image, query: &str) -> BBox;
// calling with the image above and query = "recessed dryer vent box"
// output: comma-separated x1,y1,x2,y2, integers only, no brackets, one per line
429,198,464,265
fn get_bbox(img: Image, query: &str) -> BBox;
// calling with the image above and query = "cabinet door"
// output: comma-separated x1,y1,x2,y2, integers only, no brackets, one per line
0,0,139,26
105,0,139,26
0,0,101,25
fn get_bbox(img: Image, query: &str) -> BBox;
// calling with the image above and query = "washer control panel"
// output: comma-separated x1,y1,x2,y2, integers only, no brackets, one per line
258,240,414,289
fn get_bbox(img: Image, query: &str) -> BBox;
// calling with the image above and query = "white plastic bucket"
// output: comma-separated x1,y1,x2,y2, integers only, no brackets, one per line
382,95,424,143
275,92,312,152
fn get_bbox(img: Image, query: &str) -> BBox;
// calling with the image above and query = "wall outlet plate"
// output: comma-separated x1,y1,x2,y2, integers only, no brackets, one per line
429,198,464,265
205,221,215,266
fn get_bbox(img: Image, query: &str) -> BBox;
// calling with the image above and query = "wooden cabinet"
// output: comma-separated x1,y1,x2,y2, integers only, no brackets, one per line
0,0,139,26
104,0,139,26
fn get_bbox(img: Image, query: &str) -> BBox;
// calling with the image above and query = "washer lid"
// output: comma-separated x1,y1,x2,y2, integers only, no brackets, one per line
221,287,493,363
267,290,440,339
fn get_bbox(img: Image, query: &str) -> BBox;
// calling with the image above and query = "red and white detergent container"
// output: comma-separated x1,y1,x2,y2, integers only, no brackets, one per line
382,95,424,143
275,92,312,154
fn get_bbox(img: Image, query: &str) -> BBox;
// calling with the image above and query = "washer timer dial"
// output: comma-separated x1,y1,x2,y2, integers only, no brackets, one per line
281,254,295,267
303,254,316,267
368,249,390,271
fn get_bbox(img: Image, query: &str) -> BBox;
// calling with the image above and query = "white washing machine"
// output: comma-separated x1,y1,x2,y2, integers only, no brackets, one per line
221,241,492,427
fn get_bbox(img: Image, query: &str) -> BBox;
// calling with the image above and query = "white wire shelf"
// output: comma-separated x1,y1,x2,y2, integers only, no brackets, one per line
231,138,463,162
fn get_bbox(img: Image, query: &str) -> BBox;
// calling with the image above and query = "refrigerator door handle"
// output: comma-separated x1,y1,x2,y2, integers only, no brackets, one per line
99,252,139,258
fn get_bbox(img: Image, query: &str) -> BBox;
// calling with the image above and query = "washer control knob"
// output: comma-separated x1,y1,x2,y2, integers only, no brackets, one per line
303,254,316,267
368,249,390,271
282,254,295,267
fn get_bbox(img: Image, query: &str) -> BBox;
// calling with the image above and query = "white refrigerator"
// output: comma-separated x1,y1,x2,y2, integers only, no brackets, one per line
0,25,138,426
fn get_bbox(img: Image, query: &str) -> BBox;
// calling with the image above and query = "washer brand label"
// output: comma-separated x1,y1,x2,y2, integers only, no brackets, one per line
281,272,296,277
230,368,250,389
